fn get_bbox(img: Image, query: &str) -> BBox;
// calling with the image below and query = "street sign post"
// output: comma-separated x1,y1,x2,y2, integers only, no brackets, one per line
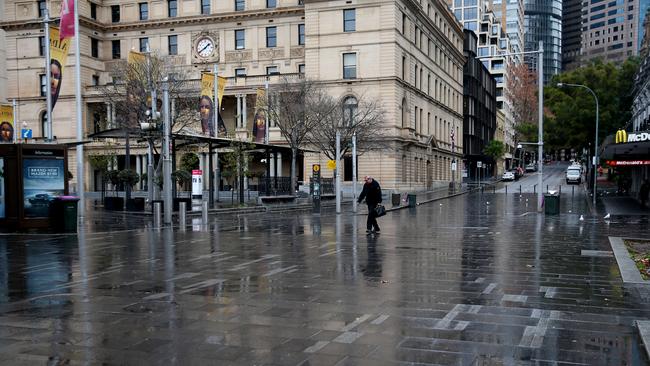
21,129,32,139
312,164,321,214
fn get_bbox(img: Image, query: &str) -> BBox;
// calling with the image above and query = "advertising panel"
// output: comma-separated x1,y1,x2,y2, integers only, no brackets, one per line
23,158,65,218
49,27,71,110
0,159,4,218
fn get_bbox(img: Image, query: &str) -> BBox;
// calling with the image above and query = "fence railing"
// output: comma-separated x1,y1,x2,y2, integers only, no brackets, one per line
257,177,293,196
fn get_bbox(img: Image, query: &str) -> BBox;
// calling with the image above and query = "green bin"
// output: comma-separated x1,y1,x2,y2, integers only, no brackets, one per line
55,196,79,232
544,194,560,215
408,194,417,208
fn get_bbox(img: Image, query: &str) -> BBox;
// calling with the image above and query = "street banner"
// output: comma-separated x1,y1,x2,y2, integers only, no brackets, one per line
192,170,203,198
127,50,146,64
0,105,14,143
49,27,70,109
59,0,75,39
200,73,215,136
252,88,266,143
217,76,226,105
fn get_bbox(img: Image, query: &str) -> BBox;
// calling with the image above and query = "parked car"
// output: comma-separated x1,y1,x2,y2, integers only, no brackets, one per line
525,163,537,172
566,166,582,184
502,171,515,181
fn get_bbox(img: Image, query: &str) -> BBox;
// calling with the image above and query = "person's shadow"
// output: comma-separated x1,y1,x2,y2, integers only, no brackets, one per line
361,234,382,283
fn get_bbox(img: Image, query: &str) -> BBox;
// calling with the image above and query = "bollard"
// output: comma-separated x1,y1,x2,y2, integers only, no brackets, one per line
179,202,187,230
546,185,548,193
519,185,522,194
505,186,508,194
202,201,208,225
493,185,496,193
572,186,575,197
153,202,161,228
534,185,536,194
559,186,562,195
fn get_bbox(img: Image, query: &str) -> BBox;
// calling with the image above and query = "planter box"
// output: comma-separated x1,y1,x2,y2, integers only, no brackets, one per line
126,198,145,212
104,196,124,211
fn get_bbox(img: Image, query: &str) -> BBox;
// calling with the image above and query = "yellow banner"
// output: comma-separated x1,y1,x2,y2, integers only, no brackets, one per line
200,73,215,136
217,76,226,105
49,27,70,109
252,88,267,143
0,105,14,143
127,50,146,65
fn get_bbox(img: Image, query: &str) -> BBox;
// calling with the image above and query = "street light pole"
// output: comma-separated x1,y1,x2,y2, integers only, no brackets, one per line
556,82,599,207
162,78,172,225
536,41,544,213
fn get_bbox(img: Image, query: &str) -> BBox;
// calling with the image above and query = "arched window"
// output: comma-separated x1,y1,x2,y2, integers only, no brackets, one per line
401,98,408,128
41,111,48,138
342,96,357,126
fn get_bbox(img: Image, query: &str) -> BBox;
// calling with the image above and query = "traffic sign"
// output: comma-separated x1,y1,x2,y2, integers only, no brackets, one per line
327,160,336,170
21,129,32,139
477,161,483,168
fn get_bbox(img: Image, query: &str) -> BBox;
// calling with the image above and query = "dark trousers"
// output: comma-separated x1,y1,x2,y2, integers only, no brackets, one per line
367,203,379,231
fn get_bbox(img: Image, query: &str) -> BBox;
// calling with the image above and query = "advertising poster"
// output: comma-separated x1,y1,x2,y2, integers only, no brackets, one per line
0,159,5,218
192,170,203,198
252,88,266,143
0,105,14,143
199,73,227,137
49,27,71,110
23,158,65,218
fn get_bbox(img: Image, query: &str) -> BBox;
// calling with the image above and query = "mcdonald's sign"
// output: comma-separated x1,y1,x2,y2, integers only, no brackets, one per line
615,129,628,144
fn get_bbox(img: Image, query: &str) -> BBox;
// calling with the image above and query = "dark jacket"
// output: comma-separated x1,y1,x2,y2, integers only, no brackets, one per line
358,180,382,205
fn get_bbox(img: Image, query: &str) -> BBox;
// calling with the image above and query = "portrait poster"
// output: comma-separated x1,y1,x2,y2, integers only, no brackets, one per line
0,104,14,143
200,73,227,137
23,158,65,218
0,159,5,218
252,88,266,143
49,27,70,110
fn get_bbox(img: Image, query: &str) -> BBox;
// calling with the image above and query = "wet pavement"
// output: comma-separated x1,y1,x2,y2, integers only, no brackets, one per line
1,188,650,365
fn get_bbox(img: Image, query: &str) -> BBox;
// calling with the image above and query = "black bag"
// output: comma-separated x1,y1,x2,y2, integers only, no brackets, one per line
374,204,386,217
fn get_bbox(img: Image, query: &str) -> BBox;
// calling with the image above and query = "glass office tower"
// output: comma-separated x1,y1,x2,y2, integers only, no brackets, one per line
524,0,562,83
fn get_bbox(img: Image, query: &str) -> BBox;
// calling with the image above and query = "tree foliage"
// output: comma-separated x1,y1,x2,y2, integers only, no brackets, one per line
544,58,639,152
506,63,538,126
483,140,505,161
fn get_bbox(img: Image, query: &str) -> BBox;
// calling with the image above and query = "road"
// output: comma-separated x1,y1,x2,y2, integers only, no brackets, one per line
496,161,583,194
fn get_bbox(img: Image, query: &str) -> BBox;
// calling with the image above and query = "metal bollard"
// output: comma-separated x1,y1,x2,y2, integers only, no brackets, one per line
572,186,575,197
179,202,187,230
505,186,508,194
519,185,522,194
534,185,536,194
546,185,549,193
202,201,208,225
559,186,562,195
153,202,161,228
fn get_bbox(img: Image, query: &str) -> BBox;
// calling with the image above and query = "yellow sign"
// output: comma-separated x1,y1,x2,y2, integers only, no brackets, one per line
327,160,336,170
312,164,320,172
49,27,70,109
0,104,14,143
615,129,628,144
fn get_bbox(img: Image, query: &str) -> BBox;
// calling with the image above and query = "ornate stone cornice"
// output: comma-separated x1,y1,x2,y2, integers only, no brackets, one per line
1,7,304,33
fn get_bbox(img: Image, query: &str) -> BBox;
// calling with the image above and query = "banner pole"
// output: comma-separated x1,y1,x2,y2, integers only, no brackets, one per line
74,0,84,216
12,99,17,143
44,9,53,141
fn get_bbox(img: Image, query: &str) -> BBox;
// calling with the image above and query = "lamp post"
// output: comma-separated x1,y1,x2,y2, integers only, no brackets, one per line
478,41,544,212
557,82,599,207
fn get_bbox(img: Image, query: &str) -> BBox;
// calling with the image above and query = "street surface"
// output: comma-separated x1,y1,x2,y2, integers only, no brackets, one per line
497,161,580,194
1,177,649,365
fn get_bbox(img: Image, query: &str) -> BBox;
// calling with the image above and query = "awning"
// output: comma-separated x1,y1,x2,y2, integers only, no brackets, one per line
601,134,650,161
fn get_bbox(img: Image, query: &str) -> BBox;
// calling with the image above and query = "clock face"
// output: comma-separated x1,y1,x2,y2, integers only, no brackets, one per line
196,37,215,58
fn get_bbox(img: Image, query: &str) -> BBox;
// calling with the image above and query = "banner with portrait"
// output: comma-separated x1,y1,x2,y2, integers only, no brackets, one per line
0,105,14,143
49,27,70,109
199,73,227,137
252,88,266,143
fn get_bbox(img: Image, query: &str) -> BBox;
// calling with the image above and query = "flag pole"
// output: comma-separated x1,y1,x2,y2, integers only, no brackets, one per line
74,0,84,216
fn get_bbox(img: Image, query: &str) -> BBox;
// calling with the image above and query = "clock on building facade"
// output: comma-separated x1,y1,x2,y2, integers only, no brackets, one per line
192,32,219,64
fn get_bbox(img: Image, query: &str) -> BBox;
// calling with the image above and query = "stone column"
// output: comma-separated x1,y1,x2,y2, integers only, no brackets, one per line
277,152,283,178
242,94,247,131
236,95,242,128
136,154,141,190
270,152,276,177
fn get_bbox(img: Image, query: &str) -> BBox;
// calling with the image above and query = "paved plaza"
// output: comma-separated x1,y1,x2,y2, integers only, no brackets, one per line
1,185,650,365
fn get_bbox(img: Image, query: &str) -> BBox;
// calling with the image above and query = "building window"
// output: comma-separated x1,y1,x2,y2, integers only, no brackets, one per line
201,0,210,14
402,56,406,79
401,98,407,128
168,35,178,55
39,36,45,56
298,24,305,45
235,29,245,49
40,74,47,97
112,40,121,59
90,3,97,20
235,0,245,11
235,68,246,77
38,0,46,18
41,111,48,137
111,5,120,22
267,0,276,8
266,66,279,75
402,12,407,34
298,64,305,74
92,75,100,86
344,9,356,32
139,38,149,52
266,27,277,48
343,96,358,126
343,53,356,79
91,38,99,58
139,3,148,20
168,0,177,17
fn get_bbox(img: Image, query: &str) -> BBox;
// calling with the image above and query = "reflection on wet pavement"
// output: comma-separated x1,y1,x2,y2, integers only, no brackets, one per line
0,190,649,365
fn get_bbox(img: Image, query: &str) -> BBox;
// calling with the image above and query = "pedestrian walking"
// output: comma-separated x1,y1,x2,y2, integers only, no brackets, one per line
640,179,650,208
358,176,382,234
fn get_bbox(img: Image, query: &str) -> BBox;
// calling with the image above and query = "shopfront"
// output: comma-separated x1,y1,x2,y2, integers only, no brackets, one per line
601,130,650,197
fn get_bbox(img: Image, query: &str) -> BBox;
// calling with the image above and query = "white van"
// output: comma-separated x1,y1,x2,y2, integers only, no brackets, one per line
566,166,581,184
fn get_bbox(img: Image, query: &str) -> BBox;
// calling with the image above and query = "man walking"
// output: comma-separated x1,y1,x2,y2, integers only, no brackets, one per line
358,176,382,234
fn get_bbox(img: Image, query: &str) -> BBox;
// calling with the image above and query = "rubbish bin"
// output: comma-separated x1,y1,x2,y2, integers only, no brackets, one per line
544,194,560,215
391,193,401,207
408,194,417,208
51,196,79,232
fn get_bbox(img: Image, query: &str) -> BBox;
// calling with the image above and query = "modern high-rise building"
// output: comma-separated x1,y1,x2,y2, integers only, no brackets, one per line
487,0,525,60
0,0,464,191
562,0,582,70
581,0,650,65
523,0,562,83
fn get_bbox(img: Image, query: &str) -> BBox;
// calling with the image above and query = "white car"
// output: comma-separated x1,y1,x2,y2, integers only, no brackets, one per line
502,171,515,181
566,167,582,184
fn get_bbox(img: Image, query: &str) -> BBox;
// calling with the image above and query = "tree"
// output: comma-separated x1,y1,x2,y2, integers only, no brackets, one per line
484,140,505,176
221,140,256,205
267,78,327,193
545,58,639,153
506,63,538,127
